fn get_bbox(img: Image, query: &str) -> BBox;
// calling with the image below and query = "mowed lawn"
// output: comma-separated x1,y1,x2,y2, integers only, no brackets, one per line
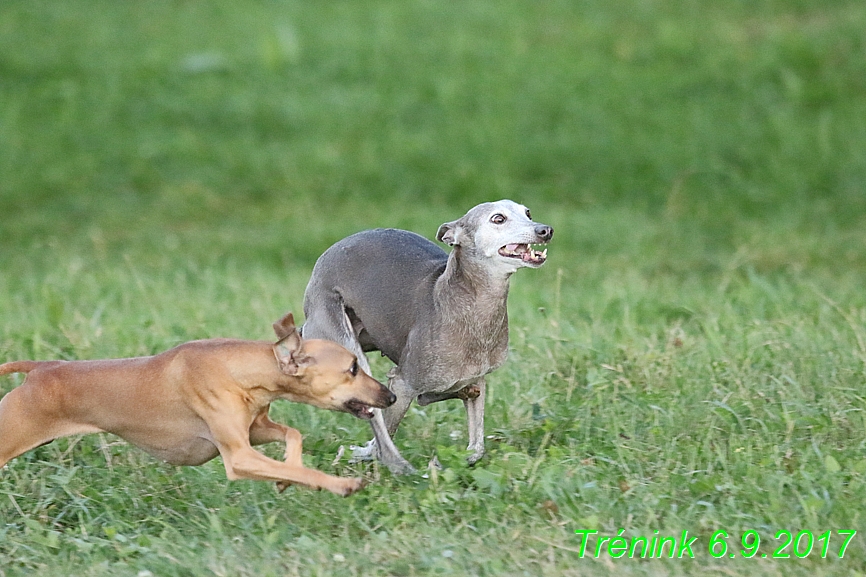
1,1,866,575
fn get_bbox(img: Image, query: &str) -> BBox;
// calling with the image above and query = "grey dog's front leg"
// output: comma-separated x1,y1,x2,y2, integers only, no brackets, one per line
464,377,486,465
417,382,482,406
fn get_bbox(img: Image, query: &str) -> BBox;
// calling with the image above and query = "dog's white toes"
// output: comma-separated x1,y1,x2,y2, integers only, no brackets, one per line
348,441,377,463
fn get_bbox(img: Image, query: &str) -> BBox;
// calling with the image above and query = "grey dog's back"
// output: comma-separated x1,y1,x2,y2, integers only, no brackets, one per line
303,228,446,364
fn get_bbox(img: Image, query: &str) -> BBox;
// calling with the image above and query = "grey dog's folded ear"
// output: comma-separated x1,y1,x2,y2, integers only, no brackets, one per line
436,220,460,246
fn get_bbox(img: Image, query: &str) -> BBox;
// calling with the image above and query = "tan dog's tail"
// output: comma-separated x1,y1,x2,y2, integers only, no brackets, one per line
0,361,40,376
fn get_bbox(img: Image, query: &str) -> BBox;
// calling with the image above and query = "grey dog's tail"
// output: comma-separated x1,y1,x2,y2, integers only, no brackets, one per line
0,361,40,376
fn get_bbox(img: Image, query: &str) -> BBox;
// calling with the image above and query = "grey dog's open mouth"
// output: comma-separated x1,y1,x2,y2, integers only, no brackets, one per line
499,243,548,266
344,399,376,419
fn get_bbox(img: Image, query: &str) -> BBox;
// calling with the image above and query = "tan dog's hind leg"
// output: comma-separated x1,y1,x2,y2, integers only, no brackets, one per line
0,385,100,469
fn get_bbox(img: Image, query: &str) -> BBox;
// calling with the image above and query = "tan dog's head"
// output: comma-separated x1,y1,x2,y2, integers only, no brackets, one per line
271,313,396,419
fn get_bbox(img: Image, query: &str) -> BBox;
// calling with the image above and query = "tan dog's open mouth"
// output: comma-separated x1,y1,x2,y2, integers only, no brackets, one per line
344,399,377,419
498,243,548,266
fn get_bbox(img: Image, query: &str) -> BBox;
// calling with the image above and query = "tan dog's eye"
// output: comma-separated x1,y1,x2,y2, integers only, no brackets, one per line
490,214,506,225
349,359,359,377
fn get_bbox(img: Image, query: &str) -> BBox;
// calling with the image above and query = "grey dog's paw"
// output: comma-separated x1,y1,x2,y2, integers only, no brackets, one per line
348,440,378,463
350,440,417,475
467,451,485,466
466,445,485,466
384,458,417,476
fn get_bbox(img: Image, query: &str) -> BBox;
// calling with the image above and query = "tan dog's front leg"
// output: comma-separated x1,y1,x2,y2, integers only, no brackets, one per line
214,406,364,496
223,444,364,496
249,411,303,492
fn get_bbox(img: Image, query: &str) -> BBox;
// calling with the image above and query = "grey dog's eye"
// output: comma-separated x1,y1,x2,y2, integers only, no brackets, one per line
525,208,532,219
490,214,506,224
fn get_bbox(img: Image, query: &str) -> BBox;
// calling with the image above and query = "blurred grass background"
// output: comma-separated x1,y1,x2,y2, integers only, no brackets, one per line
3,0,865,259
1,0,866,575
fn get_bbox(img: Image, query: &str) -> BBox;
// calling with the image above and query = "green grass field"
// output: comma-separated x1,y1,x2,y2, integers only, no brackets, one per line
2,0,866,575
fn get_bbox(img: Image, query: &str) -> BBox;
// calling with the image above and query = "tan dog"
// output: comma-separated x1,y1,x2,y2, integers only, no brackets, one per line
0,313,395,496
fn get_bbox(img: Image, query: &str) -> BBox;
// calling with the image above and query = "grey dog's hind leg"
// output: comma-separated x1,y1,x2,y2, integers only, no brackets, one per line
352,369,416,474
302,294,416,472
306,299,416,475
350,410,416,475
302,295,372,374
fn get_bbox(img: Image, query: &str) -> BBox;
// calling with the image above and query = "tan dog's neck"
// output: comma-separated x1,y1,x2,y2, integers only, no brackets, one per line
197,340,315,412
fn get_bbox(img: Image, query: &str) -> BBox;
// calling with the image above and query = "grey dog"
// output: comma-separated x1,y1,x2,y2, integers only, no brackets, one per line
301,200,553,474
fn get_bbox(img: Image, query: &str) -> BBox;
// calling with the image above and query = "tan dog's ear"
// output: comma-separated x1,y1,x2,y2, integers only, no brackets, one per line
273,315,308,375
273,312,296,340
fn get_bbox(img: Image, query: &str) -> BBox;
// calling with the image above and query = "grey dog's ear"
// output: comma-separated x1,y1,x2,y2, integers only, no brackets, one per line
273,314,309,375
436,220,460,246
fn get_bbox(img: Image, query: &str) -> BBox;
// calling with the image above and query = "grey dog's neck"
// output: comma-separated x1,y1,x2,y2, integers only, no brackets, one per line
435,247,511,334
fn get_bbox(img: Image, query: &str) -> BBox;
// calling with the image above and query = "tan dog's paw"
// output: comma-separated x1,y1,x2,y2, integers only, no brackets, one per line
337,477,367,497
276,480,294,493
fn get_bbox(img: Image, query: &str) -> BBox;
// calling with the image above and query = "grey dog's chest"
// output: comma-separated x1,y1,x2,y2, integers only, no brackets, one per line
413,325,509,393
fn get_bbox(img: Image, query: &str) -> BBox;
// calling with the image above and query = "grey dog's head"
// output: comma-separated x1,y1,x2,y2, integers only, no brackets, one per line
436,200,553,272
